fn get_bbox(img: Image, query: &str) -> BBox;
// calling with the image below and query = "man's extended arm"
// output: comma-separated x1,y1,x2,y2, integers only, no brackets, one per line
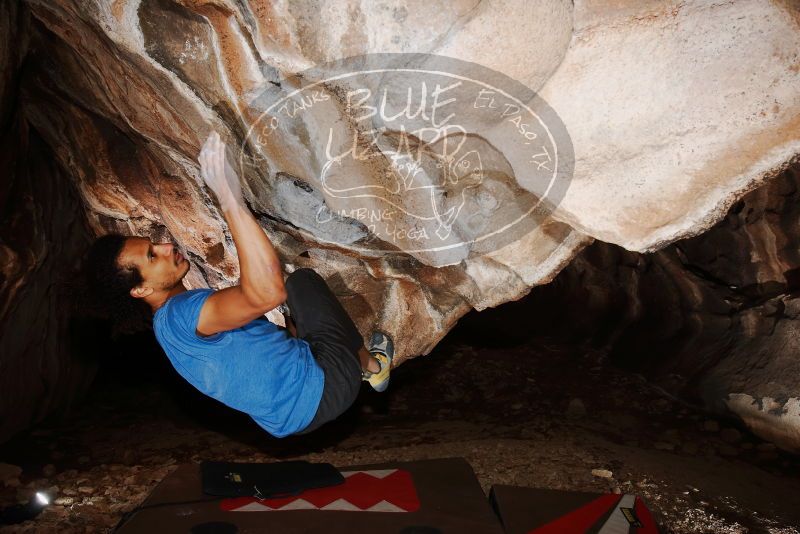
195,131,287,336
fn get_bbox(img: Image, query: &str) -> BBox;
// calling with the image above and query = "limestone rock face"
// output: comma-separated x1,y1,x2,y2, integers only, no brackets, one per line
19,0,800,359
544,0,800,251
19,0,591,362
466,164,800,451
0,0,99,442
0,122,100,444
2,0,800,445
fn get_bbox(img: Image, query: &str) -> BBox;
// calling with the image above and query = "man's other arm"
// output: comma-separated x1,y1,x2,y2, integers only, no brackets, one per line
195,131,287,336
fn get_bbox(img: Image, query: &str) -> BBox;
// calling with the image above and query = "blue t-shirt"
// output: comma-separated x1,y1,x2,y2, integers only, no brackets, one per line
153,289,324,438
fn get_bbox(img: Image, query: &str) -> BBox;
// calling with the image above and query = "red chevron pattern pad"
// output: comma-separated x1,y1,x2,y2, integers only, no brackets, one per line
220,469,420,512
528,493,658,533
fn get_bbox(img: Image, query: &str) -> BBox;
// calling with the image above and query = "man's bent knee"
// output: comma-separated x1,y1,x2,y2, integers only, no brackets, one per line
286,267,319,284
286,267,317,291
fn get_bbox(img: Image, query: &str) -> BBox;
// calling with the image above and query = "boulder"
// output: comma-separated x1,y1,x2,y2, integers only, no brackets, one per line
1,0,799,448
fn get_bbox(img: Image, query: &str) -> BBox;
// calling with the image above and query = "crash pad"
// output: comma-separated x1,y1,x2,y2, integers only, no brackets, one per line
489,485,659,534
116,457,503,533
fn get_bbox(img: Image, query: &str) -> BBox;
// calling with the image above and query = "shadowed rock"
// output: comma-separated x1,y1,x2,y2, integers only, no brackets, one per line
1,0,799,448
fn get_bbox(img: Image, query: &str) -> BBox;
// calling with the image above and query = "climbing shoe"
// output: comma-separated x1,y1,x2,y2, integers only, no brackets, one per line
362,331,394,392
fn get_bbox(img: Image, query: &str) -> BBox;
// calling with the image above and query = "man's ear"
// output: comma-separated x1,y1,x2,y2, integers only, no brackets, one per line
130,286,153,299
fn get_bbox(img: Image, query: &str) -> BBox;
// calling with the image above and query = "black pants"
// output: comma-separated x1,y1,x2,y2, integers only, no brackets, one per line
287,268,364,434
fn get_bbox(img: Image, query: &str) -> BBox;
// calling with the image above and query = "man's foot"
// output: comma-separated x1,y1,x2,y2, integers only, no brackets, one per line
362,331,394,392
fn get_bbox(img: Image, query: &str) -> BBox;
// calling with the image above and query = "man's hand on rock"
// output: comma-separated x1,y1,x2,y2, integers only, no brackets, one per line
198,131,243,211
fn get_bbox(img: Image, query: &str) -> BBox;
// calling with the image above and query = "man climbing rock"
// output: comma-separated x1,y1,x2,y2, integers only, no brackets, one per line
85,131,393,438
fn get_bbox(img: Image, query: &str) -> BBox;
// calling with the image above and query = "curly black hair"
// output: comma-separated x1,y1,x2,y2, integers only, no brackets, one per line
84,233,153,337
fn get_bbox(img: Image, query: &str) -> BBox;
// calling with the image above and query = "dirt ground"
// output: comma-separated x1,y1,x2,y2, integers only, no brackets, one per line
1,331,799,533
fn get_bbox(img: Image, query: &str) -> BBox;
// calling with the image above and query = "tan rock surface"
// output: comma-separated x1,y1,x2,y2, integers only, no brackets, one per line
18,0,798,359
474,164,800,452
543,0,800,251
19,0,591,362
1,0,799,446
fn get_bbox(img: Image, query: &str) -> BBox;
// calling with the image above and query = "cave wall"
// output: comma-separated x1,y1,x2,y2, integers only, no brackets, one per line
14,0,800,361
0,0,799,446
0,0,99,443
0,0,20,132
17,0,591,364
462,164,800,451
0,123,100,444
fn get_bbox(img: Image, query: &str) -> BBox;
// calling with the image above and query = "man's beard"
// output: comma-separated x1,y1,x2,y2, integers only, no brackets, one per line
162,270,185,291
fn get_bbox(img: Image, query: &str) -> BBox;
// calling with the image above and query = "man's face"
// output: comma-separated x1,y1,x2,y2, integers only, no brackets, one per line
118,237,190,294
